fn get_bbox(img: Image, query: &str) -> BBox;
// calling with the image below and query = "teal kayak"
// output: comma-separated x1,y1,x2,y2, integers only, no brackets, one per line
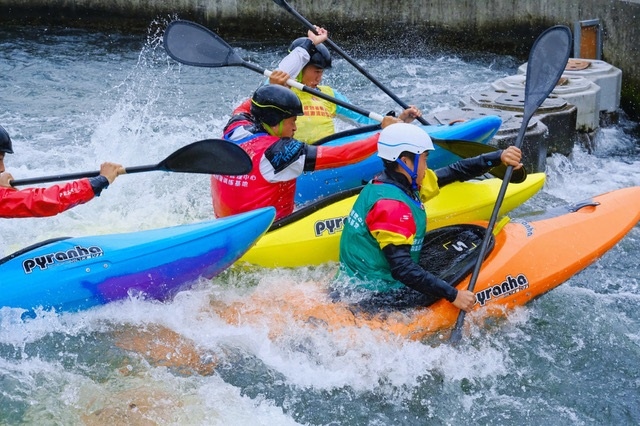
0,207,275,314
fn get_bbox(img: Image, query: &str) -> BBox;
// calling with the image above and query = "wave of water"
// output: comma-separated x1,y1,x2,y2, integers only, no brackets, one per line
1,21,639,425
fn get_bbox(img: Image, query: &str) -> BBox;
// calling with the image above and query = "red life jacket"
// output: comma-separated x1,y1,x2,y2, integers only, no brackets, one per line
211,132,297,221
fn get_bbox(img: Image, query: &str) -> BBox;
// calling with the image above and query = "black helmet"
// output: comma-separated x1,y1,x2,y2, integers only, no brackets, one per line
289,37,332,69
250,85,303,127
0,125,13,154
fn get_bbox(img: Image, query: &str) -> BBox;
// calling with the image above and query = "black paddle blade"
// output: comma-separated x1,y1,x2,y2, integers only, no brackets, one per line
159,139,252,176
523,26,572,119
434,139,527,183
163,20,244,68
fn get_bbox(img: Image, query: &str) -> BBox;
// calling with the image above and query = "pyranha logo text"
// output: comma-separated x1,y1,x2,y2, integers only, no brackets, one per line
475,273,529,306
22,245,104,274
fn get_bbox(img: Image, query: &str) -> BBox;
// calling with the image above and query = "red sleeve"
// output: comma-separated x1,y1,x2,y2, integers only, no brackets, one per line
365,199,416,239
0,179,95,218
314,133,379,170
224,98,255,138
233,98,252,116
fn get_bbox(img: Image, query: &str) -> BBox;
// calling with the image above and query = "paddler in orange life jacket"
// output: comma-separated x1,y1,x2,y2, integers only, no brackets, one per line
337,123,523,312
212,83,402,221
276,36,422,143
0,125,125,218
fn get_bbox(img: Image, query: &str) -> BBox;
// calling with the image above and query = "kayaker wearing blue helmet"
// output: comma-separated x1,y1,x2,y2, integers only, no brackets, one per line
338,123,523,311
274,32,421,143
0,125,125,218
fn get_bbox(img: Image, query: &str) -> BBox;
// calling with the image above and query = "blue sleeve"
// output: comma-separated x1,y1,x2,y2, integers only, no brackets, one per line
88,175,110,196
333,90,379,126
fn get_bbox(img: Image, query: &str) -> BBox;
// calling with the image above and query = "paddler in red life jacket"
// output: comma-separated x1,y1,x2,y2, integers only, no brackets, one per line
0,125,125,218
337,123,523,312
276,36,422,144
211,83,401,221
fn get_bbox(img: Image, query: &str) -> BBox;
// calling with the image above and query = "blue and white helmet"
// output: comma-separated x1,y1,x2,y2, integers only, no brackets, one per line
377,123,434,161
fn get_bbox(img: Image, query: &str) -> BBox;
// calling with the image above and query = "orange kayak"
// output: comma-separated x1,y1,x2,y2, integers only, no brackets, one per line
218,186,640,341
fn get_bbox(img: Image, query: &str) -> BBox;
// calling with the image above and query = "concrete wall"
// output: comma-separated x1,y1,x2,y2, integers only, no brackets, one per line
2,0,639,118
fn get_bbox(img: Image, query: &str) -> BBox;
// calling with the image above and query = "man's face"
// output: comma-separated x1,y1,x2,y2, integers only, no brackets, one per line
280,116,298,138
0,152,5,173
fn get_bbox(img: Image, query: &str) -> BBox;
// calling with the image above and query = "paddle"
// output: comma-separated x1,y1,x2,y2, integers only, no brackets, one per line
448,26,572,345
10,139,252,187
162,19,524,183
271,0,431,126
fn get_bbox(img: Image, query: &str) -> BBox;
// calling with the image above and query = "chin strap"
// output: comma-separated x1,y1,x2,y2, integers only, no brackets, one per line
262,121,284,137
396,153,420,191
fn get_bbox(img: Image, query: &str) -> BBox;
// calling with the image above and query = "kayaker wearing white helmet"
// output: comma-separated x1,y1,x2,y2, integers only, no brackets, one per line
0,124,124,218
212,84,401,221
273,32,422,144
338,123,523,312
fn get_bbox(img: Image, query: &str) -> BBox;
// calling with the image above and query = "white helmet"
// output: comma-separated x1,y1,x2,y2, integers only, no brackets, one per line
377,123,434,161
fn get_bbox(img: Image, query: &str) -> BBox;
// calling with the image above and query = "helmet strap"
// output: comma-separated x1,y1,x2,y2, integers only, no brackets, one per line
396,153,420,191
263,122,285,137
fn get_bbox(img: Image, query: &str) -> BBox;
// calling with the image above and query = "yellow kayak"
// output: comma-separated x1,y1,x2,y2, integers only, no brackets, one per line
238,173,546,268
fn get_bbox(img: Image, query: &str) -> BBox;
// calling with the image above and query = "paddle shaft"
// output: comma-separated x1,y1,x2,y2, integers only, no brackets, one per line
10,166,160,186
460,122,526,289
449,131,522,339
242,62,384,122
272,0,429,125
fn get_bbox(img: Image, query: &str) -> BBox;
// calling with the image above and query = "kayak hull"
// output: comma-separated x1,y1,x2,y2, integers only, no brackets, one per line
295,116,502,204
240,173,546,267
220,186,640,341
0,207,276,314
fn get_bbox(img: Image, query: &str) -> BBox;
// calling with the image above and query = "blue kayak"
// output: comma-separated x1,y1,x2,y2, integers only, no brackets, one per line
295,116,502,204
0,207,275,314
